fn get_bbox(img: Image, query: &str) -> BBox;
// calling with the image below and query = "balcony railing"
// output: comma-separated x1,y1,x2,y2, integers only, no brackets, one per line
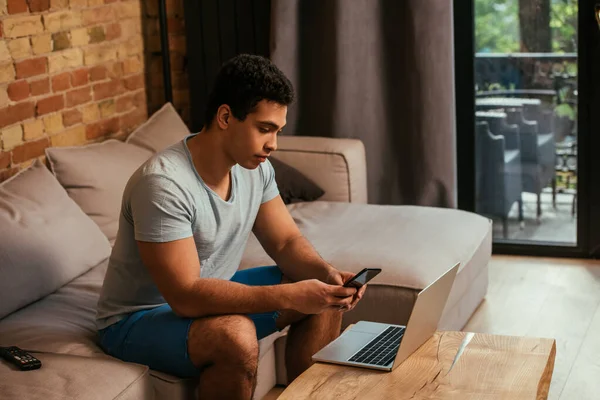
475,52,577,99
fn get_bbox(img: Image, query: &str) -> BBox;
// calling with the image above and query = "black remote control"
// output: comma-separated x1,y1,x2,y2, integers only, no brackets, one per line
0,346,42,371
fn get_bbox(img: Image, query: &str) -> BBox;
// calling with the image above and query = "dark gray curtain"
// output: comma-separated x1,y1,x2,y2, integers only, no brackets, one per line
270,0,457,207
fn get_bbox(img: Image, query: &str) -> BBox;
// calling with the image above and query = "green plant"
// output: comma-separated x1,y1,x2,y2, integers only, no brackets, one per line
475,0,578,54
554,103,576,120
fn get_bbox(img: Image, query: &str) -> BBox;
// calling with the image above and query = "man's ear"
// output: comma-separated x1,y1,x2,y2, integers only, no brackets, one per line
216,105,231,129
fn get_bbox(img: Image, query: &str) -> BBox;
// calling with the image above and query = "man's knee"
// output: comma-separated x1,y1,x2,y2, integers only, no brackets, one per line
218,316,259,369
189,315,259,377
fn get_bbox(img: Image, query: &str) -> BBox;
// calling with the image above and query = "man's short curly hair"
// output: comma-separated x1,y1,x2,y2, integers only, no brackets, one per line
204,54,295,127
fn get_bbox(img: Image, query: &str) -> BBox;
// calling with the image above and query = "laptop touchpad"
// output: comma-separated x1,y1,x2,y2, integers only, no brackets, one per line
315,331,375,361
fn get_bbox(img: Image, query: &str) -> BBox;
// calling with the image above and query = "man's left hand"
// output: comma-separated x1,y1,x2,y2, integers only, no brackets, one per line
325,269,367,312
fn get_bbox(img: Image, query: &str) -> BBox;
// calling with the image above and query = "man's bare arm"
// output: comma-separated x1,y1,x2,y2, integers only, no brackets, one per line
137,238,293,318
137,237,355,318
252,195,337,283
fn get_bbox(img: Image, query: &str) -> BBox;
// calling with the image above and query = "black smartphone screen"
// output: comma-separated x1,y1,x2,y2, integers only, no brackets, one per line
343,268,382,288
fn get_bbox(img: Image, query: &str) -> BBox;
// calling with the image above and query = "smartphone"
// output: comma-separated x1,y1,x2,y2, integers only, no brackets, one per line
343,268,382,289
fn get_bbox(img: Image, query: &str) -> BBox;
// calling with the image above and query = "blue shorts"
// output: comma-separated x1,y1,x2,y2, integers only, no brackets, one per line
97,265,283,378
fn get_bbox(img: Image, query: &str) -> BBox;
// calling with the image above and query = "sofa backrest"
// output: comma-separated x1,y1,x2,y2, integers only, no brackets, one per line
274,136,368,203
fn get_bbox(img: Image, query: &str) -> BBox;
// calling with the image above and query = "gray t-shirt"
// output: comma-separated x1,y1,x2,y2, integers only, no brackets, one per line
95,133,279,330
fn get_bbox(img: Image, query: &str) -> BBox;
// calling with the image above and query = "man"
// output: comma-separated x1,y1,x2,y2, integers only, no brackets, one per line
96,54,367,399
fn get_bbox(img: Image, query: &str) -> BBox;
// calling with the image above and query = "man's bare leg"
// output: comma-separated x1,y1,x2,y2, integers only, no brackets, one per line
188,314,259,399
275,275,345,382
276,308,343,382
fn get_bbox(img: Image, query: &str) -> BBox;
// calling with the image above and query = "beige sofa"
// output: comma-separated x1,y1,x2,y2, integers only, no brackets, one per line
0,103,491,399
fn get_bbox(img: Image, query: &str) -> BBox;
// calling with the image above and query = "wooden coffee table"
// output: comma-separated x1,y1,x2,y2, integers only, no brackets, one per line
279,331,556,399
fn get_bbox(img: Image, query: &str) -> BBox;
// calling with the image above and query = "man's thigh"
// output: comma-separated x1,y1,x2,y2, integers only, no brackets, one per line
98,304,199,378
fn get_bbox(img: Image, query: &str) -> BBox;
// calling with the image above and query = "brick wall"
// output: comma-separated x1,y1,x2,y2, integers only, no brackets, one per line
0,0,148,182
142,0,188,124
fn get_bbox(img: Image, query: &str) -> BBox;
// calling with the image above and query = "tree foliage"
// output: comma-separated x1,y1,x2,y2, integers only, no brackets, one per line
475,0,578,53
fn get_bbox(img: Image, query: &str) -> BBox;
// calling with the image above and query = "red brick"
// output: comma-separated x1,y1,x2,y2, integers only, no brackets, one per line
12,137,50,164
105,23,121,41
66,87,91,107
116,93,133,112
15,58,47,79
85,117,119,139
8,0,28,14
172,73,188,90
167,17,184,34
169,35,186,54
0,102,35,129
0,151,10,169
123,74,144,90
36,95,64,115
120,108,145,133
71,69,88,87
62,109,82,126
7,80,30,101
0,167,19,182
109,61,123,78
51,73,71,92
89,65,107,81
93,79,124,100
133,90,145,108
83,6,114,25
150,72,163,88
104,0,118,3
170,54,184,72
27,0,50,12
30,78,50,96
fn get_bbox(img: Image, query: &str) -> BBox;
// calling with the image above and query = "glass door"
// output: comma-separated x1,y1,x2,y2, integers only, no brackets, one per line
455,0,600,256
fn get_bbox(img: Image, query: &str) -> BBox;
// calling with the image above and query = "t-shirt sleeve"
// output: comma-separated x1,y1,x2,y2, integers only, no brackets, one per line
129,174,195,242
261,158,280,203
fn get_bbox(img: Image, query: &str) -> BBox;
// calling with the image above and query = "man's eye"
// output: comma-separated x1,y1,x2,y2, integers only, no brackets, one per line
259,128,269,133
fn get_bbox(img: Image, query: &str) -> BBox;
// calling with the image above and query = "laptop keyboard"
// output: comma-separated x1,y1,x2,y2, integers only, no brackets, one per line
347,326,405,367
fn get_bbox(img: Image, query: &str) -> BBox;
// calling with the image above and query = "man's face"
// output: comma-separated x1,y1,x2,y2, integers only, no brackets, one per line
224,100,287,169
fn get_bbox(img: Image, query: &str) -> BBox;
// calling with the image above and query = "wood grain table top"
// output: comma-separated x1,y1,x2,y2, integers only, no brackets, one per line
280,331,556,400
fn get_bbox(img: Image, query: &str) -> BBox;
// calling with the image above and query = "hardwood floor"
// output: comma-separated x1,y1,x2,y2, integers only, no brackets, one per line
264,255,600,399
464,255,600,400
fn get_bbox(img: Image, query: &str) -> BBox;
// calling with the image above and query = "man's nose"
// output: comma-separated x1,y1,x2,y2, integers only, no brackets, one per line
265,136,277,152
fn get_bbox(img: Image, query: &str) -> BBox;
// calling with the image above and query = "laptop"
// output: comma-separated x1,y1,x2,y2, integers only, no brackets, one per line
312,262,460,371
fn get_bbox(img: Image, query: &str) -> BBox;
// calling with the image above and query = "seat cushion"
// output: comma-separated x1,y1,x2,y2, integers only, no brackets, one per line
0,352,153,400
0,161,111,320
240,202,492,331
0,260,111,356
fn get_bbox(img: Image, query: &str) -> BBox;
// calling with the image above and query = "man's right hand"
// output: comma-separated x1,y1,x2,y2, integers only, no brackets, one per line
285,279,357,314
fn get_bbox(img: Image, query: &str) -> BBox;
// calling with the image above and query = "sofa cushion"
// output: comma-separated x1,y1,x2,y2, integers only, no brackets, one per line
46,140,154,242
0,260,109,355
0,352,153,400
0,161,111,320
240,201,492,330
126,102,190,153
270,156,325,204
0,258,287,400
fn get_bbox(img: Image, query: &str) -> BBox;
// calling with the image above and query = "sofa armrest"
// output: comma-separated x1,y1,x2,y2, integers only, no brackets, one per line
273,136,368,203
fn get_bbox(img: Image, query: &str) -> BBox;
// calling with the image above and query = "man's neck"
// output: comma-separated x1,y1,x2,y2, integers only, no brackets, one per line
187,126,234,187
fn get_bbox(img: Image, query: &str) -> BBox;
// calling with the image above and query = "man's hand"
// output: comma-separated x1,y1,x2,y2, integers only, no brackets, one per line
286,279,356,314
326,269,368,312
